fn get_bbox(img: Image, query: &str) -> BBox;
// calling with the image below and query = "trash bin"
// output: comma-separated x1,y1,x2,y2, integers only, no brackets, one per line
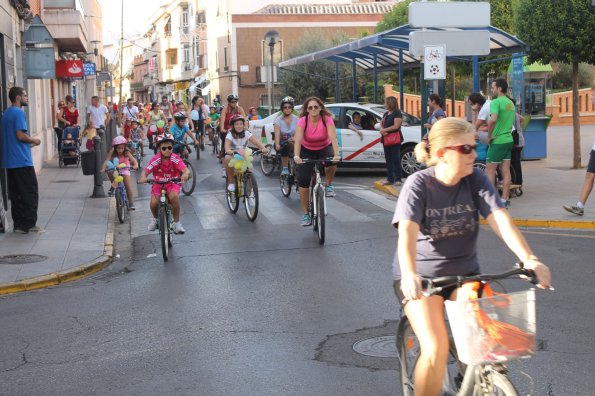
81,151,96,175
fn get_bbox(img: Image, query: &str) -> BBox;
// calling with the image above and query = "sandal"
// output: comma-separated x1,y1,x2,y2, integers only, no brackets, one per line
395,181,403,186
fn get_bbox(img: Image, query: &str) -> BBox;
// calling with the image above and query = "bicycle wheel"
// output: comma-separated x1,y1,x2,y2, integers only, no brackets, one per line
280,173,292,198
244,173,259,221
167,206,173,247
182,161,196,196
159,206,169,261
115,188,125,224
260,144,276,176
195,142,200,160
310,186,317,231
226,176,240,213
315,184,325,244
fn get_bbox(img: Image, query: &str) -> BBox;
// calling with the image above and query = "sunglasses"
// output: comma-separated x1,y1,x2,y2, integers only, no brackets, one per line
444,144,477,155
282,105,293,109
229,101,238,104
307,105,320,110
161,146,173,151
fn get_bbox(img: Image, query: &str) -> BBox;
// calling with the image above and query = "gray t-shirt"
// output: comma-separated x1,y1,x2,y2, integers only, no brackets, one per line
274,114,298,141
391,167,503,280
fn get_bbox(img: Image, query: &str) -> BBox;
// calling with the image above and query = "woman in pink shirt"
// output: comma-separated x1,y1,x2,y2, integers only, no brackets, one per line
293,97,340,226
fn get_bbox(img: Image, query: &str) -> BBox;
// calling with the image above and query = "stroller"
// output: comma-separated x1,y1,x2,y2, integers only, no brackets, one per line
59,126,81,168
473,140,523,198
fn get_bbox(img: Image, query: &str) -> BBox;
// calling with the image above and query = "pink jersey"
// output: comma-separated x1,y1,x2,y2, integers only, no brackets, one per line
145,153,187,182
297,115,333,151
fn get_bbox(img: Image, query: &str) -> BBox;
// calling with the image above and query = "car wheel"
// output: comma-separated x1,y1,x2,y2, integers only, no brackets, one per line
400,145,422,178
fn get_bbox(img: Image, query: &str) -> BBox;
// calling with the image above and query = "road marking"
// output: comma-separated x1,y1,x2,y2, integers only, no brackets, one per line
326,197,373,222
521,230,595,239
347,189,397,212
258,192,302,225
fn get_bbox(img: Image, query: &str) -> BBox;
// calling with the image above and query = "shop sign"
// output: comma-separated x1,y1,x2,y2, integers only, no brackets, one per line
56,60,84,79
83,62,96,76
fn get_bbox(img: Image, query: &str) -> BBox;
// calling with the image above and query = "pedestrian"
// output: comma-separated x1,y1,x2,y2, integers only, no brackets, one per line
486,78,515,208
380,96,404,186
468,92,491,144
190,96,209,151
54,99,66,151
0,87,42,234
58,95,80,128
564,86,595,216
423,93,446,133
86,95,110,133
81,120,97,151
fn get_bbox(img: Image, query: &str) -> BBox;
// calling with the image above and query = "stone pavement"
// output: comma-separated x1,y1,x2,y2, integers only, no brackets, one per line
1,124,593,294
0,157,114,294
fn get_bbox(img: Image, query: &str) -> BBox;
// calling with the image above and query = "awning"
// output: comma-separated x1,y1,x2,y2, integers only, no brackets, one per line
189,74,207,93
200,83,211,96
279,24,528,71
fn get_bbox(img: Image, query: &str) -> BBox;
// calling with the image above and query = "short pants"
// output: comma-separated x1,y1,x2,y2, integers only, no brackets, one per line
393,280,457,303
296,144,335,188
279,140,294,157
588,150,595,174
487,142,513,163
86,139,95,151
151,182,181,198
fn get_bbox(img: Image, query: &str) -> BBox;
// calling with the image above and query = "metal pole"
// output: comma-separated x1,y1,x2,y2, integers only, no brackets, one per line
270,43,275,115
91,136,106,198
373,54,378,104
451,66,456,117
352,59,357,102
472,56,480,93
399,50,404,112
118,0,124,111
420,63,428,140
335,62,340,102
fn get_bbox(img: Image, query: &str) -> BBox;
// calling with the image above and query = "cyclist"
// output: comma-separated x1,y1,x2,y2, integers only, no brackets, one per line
139,133,190,234
100,136,139,208
175,101,194,130
128,118,145,157
273,96,299,176
190,96,209,151
219,94,246,176
206,105,220,142
392,117,551,396
223,114,268,192
170,112,199,158
147,101,167,149
293,96,340,226
161,96,174,125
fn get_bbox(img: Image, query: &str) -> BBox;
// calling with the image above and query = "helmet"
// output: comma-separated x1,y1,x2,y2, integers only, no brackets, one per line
130,117,139,124
173,111,187,121
229,114,245,125
156,133,175,146
112,136,127,147
227,93,239,102
280,96,294,107
209,104,217,109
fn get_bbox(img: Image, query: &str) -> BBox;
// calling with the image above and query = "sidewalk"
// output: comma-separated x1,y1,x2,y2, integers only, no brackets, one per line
0,158,114,295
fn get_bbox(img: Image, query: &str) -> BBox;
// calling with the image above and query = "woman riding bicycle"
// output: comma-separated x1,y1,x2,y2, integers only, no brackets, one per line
293,96,341,226
274,96,299,177
223,114,268,192
147,102,167,149
392,117,551,396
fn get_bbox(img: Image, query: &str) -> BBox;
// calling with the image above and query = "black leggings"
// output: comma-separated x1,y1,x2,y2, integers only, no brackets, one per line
296,145,334,188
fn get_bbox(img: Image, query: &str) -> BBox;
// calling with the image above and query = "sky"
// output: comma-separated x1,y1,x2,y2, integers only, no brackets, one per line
99,0,169,46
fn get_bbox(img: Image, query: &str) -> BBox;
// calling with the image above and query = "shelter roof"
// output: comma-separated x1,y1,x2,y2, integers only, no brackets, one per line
279,24,528,70
254,2,395,15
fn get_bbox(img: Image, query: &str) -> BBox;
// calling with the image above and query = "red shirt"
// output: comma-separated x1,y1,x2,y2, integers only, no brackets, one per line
62,107,79,126
145,153,187,182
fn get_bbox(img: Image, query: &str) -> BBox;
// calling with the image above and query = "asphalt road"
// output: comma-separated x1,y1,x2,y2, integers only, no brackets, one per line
1,148,594,396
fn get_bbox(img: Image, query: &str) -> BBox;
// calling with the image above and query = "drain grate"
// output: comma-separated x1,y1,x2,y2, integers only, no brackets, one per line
0,254,49,265
352,335,398,358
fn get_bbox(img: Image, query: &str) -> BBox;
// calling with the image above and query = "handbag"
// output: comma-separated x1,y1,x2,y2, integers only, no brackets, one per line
383,130,402,146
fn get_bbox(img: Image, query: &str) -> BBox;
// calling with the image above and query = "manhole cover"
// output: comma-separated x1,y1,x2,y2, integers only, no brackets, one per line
0,254,48,265
352,335,398,358
52,180,79,183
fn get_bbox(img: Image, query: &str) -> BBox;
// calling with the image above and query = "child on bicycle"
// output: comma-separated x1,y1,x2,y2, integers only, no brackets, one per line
224,114,268,192
138,133,190,234
170,112,199,158
128,118,145,157
100,136,139,209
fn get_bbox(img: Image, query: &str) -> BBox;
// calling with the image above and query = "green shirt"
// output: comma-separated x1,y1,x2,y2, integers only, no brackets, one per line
209,113,220,122
489,96,514,144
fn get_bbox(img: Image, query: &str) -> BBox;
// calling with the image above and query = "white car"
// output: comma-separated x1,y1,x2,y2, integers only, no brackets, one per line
252,103,423,177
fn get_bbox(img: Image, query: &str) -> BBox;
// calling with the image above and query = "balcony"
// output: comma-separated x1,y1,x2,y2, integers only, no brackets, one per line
43,2,88,52
130,82,145,92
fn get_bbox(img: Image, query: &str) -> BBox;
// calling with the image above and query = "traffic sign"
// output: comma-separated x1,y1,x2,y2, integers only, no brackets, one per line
424,45,446,80
409,30,490,57
409,2,490,28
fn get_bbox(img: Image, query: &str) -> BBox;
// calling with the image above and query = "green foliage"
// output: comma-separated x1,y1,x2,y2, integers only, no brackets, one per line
551,63,594,90
514,0,595,65
375,0,414,32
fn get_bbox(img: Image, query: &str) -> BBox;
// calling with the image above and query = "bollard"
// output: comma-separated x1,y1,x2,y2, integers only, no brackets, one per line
97,127,107,163
91,135,106,198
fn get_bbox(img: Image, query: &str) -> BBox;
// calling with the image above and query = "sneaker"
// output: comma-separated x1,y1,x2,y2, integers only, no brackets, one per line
300,213,312,226
281,167,289,176
248,197,255,206
128,204,136,211
201,143,205,151
221,168,226,178
563,205,584,216
503,200,511,210
108,187,115,196
147,218,158,231
28,226,45,233
13,227,28,234
325,185,336,197
227,183,235,192
175,222,186,234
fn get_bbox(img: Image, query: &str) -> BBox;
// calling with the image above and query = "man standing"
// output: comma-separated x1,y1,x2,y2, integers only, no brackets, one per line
1,87,42,233
86,95,110,131
487,78,515,207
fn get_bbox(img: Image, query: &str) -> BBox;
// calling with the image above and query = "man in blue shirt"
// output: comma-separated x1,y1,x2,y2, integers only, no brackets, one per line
1,86,42,233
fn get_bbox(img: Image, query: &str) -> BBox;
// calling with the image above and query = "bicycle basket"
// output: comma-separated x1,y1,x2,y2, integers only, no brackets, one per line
445,288,536,365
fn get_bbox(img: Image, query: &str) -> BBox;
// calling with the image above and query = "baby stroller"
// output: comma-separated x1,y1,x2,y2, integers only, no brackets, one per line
59,126,81,168
473,140,523,198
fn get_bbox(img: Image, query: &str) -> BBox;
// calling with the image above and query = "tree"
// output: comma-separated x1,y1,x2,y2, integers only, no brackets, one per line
514,0,595,169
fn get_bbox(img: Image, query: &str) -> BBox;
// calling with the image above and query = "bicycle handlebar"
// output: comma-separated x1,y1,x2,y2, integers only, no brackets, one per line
139,178,182,185
299,157,341,163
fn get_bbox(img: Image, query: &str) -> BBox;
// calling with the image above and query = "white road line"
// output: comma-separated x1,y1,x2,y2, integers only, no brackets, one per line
347,189,397,212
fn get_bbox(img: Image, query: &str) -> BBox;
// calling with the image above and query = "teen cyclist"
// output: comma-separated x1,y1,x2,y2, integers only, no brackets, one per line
273,96,299,176
170,112,199,158
293,96,340,226
219,94,246,176
393,117,551,396
223,114,268,192
139,133,190,235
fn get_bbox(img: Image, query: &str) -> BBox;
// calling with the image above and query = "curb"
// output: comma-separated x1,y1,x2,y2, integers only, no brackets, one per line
372,180,400,197
0,200,115,296
479,218,595,230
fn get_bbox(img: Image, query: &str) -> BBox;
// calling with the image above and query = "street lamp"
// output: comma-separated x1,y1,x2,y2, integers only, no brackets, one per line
264,30,280,116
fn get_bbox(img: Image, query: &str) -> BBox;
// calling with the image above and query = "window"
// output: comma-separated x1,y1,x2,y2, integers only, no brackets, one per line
183,45,190,63
196,10,205,24
193,40,200,67
345,108,379,130
182,10,188,27
224,47,228,69
166,48,178,68
164,17,171,37
261,39,283,65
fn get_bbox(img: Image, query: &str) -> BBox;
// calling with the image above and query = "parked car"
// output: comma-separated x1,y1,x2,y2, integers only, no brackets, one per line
251,103,423,177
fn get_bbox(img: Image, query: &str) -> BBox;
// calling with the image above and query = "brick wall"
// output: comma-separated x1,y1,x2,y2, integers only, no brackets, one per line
546,88,595,126
383,85,467,119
